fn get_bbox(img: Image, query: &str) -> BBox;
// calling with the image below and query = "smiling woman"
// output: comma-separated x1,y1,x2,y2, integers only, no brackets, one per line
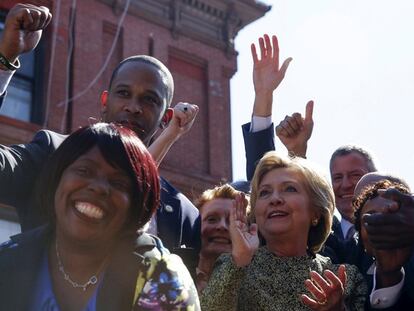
195,184,247,293
0,123,199,310
201,152,367,311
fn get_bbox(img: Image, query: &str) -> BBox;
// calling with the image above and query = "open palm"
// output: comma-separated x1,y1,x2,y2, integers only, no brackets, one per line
230,193,259,267
251,34,292,95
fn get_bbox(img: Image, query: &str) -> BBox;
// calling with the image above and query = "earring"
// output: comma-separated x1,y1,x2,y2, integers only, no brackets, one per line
312,219,318,226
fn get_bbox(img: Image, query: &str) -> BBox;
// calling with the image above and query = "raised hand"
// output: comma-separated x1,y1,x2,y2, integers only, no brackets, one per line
302,265,346,311
275,100,314,158
363,188,414,249
0,4,52,64
166,102,199,138
229,193,259,267
148,102,198,166
251,34,292,117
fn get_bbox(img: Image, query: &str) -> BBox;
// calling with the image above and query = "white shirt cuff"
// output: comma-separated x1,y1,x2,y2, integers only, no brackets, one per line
0,69,14,96
370,266,405,309
250,115,272,132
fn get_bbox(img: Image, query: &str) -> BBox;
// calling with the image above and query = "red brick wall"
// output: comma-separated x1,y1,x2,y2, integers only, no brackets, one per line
0,0,237,201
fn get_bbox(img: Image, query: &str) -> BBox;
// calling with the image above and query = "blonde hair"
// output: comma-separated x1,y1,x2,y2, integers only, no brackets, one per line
250,151,334,254
196,184,249,213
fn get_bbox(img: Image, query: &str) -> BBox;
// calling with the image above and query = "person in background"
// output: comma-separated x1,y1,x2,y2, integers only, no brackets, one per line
201,152,367,311
349,174,414,309
328,146,377,241
195,184,247,293
0,123,200,310
0,3,200,253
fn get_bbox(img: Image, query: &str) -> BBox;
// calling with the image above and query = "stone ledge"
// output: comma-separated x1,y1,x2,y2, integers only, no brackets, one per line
98,0,270,54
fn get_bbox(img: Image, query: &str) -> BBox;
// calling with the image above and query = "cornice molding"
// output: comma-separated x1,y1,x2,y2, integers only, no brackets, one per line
98,0,270,54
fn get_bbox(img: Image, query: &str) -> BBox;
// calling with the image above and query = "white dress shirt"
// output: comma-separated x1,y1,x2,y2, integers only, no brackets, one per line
250,115,272,133
369,263,405,309
340,217,355,240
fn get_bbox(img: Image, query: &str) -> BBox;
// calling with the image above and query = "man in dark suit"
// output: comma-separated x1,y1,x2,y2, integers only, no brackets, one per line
0,4,200,252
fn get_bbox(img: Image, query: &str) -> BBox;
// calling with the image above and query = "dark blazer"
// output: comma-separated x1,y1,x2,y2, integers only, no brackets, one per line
331,215,346,241
242,122,275,181
0,129,200,252
0,226,167,310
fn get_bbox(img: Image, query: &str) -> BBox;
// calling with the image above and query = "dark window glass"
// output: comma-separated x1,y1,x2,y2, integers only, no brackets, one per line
0,10,43,123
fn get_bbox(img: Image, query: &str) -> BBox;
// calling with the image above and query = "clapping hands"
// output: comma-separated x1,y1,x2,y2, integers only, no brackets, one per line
302,265,347,311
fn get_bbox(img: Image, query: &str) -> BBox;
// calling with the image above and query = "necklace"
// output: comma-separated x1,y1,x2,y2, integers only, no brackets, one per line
55,240,99,292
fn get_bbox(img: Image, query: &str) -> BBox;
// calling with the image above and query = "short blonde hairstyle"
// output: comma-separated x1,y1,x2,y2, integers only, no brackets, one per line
196,184,249,212
250,151,335,254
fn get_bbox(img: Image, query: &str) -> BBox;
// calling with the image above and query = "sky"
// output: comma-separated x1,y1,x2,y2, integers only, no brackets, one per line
230,0,414,188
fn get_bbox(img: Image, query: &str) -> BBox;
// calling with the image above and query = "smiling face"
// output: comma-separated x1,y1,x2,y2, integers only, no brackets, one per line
200,198,233,258
54,146,133,245
254,167,315,248
331,152,370,222
101,61,170,145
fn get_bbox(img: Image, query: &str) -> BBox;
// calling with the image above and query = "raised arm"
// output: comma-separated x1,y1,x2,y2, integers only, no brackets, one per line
363,188,414,303
251,34,292,118
0,4,51,97
244,34,292,180
0,4,51,69
148,102,199,166
275,100,314,158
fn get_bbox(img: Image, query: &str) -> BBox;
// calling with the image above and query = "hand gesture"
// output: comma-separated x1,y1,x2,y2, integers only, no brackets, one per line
147,103,198,166
251,34,292,117
275,100,314,158
0,4,52,63
363,188,414,249
230,193,259,267
251,34,292,96
302,265,346,311
164,102,199,139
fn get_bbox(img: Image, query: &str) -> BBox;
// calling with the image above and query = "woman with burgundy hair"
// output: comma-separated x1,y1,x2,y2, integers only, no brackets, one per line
0,123,199,310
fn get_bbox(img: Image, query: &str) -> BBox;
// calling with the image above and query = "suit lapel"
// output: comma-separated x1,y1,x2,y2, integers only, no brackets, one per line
157,178,182,250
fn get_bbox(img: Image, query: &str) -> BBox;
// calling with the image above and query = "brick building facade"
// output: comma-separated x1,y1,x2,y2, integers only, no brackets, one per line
0,0,269,209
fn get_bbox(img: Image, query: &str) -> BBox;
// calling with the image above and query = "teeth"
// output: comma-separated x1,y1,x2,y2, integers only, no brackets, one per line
75,202,104,220
269,211,287,218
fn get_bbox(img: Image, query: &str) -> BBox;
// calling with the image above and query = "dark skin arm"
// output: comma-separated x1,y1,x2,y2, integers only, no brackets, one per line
363,188,414,249
0,3,52,68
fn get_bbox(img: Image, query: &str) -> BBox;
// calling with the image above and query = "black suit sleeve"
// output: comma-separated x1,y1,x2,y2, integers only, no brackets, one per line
242,122,275,181
0,130,66,228
0,92,5,109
